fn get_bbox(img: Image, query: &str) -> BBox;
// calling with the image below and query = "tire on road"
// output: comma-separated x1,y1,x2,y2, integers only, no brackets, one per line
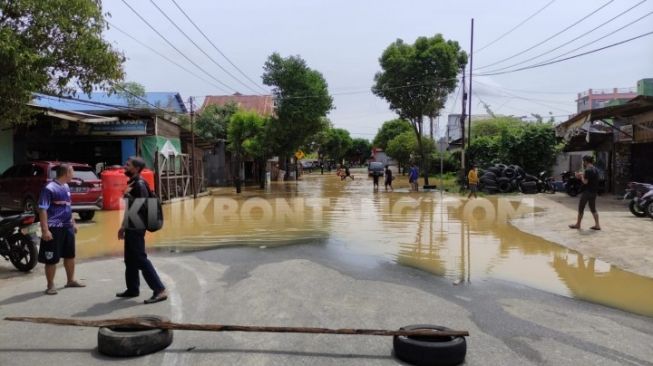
9,234,37,272
98,315,173,357
520,181,538,194
629,200,648,217
78,211,95,221
393,324,467,366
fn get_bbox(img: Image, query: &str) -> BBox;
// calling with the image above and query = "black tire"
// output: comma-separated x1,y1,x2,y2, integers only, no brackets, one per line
98,315,173,357
629,200,647,217
523,174,537,182
481,171,496,180
8,234,37,272
393,324,467,366
646,201,653,219
23,197,36,213
78,211,95,221
494,163,507,171
520,181,538,194
503,168,516,179
498,180,512,193
486,167,501,176
566,184,580,197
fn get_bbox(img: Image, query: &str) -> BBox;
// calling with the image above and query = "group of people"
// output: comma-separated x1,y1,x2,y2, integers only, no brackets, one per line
37,156,168,304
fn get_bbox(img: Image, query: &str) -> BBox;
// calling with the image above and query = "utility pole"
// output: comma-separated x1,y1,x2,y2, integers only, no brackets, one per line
190,97,197,199
460,67,467,176
467,18,474,150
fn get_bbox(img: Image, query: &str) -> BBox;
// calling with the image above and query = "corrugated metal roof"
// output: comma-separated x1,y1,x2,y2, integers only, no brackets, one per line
32,92,187,113
201,93,274,116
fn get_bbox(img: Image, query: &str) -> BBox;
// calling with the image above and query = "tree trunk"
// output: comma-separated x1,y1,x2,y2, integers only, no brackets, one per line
413,117,429,188
234,154,242,194
259,159,265,189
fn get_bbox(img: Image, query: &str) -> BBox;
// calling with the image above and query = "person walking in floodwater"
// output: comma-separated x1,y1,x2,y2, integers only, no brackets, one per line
569,155,601,231
467,164,479,199
408,163,419,191
341,165,354,181
372,169,380,191
384,165,394,192
116,157,168,304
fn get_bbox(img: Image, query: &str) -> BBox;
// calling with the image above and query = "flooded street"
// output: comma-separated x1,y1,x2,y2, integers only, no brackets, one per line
74,168,653,317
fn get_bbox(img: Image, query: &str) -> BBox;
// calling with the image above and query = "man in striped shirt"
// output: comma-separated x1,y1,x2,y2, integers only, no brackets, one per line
38,164,85,295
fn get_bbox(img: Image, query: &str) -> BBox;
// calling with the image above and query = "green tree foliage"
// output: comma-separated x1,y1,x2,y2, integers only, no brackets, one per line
262,53,333,157
467,117,561,174
347,138,372,164
115,81,145,107
372,34,467,185
372,119,412,149
0,0,125,127
386,132,415,173
323,128,353,164
195,102,238,140
227,110,265,192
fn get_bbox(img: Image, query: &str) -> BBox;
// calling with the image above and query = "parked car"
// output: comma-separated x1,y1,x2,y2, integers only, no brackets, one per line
0,161,103,221
368,162,385,177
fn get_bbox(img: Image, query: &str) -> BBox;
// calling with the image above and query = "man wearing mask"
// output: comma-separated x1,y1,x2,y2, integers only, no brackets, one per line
38,164,85,295
116,156,167,304
569,155,601,231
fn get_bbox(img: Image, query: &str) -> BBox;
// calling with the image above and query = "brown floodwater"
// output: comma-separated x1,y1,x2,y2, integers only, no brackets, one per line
74,168,653,317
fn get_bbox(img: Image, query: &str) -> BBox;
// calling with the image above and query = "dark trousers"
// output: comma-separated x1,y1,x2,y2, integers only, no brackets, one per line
124,229,165,294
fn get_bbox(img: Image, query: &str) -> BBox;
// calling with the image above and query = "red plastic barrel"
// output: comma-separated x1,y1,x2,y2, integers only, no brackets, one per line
101,166,128,210
141,168,155,191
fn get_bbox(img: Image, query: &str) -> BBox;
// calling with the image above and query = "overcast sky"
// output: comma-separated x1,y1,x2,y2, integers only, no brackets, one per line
102,0,653,139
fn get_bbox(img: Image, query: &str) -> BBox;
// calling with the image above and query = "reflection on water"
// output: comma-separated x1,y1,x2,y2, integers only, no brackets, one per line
74,168,653,317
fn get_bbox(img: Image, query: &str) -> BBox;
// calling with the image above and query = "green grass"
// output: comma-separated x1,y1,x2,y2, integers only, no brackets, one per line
428,172,463,194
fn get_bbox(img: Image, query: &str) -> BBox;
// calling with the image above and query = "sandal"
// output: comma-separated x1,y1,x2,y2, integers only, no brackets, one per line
590,226,601,231
45,288,58,295
568,224,580,229
65,281,86,288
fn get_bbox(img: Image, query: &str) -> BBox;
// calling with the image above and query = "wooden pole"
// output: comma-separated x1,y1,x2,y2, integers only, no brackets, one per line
4,316,469,337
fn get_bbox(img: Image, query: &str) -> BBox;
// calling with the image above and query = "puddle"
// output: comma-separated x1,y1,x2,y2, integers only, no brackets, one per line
73,168,653,317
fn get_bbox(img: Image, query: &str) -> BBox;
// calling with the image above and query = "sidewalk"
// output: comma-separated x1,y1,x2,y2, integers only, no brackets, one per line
511,194,653,278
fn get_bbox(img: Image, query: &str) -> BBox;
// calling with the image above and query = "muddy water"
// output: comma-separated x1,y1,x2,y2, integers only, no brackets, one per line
74,168,653,317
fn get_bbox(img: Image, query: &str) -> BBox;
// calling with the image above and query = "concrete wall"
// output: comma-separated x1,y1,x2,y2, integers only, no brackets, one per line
552,151,593,178
0,129,13,173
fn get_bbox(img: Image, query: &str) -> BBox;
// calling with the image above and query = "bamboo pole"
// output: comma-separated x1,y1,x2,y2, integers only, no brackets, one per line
4,317,469,337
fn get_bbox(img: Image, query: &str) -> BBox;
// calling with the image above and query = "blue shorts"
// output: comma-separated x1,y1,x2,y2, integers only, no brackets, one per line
38,227,75,264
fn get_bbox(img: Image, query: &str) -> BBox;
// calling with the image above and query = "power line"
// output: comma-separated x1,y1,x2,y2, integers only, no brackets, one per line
119,0,236,93
476,30,653,76
475,0,557,54
481,0,647,74
168,0,268,93
146,0,260,94
476,0,614,70
107,21,229,92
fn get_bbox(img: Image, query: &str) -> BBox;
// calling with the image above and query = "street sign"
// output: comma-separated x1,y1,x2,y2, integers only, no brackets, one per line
295,150,305,160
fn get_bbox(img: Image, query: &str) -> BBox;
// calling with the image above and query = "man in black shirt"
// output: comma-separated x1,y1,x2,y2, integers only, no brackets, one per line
569,155,601,230
116,157,168,304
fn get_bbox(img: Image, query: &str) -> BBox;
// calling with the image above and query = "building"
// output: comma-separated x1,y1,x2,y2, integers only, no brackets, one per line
1,92,211,202
446,113,495,147
201,93,275,116
576,87,637,113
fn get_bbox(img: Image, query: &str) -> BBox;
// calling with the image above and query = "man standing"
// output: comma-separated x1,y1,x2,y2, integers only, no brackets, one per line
384,165,394,192
569,155,601,230
38,164,85,295
467,164,479,199
409,163,419,191
116,157,168,304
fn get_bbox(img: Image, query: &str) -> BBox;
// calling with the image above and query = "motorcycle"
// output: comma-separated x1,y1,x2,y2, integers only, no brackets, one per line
624,182,653,218
561,171,583,197
537,171,556,194
0,212,39,272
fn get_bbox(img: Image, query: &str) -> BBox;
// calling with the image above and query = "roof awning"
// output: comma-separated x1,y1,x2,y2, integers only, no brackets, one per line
28,104,118,123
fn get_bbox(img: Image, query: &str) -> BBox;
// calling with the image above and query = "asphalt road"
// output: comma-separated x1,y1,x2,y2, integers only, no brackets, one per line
1,242,652,365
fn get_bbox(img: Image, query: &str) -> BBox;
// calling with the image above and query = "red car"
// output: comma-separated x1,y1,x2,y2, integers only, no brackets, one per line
0,161,103,221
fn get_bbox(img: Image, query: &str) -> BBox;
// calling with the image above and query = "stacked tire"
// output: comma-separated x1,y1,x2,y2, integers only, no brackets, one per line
478,163,537,195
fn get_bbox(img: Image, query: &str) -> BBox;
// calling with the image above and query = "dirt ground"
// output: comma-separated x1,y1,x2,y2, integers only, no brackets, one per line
511,193,653,278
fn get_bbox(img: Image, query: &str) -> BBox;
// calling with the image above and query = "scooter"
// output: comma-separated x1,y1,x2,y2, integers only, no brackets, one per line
0,212,39,272
561,171,583,197
537,171,556,193
624,182,653,218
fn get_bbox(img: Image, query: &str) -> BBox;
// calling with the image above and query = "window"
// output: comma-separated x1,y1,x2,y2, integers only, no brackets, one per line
73,168,99,182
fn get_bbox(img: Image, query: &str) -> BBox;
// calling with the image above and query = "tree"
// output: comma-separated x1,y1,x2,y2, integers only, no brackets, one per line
386,132,415,175
262,53,333,175
323,128,353,164
227,110,265,193
242,117,273,189
372,119,412,150
347,138,372,165
115,81,145,107
195,102,238,140
0,0,124,127
373,34,467,187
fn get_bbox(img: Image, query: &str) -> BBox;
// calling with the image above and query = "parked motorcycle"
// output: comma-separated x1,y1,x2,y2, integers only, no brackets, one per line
624,182,653,218
0,212,39,272
561,171,583,197
537,171,556,193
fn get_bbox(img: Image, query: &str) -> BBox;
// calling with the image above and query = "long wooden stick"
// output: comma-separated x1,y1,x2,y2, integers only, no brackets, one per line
4,316,469,337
